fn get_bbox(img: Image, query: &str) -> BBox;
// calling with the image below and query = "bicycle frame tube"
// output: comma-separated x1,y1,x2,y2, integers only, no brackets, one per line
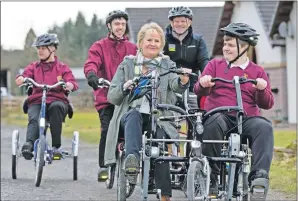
150,71,159,139
39,87,47,137
233,76,244,135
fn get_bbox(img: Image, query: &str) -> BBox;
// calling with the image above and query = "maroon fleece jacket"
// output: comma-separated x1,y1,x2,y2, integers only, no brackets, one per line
194,58,274,116
83,35,137,111
16,56,79,106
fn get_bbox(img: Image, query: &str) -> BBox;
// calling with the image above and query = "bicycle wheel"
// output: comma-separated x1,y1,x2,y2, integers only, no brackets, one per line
34,135,46,187
187,160,209,201
117,154,127,201
106,164,116,189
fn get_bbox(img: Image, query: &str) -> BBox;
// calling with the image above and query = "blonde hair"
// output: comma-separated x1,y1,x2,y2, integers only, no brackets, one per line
137,22,165,51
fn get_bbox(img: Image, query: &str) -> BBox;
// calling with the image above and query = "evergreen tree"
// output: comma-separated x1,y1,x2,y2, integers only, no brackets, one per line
23,28,37,63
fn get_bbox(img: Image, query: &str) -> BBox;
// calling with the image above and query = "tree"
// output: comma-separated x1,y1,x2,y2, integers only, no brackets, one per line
86,14,100,49
23,28,37,63
67,11,89,66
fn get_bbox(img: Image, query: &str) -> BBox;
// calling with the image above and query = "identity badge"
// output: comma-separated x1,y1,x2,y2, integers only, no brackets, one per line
168,44,176,52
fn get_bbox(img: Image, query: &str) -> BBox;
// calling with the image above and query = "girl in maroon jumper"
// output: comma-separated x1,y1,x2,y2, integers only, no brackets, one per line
194,23,274,200
15,33,79,160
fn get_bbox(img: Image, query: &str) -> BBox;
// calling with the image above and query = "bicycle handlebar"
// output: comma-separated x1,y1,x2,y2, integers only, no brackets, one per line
21,77,67,90
211,77,257,85
97,78,110,88
131,68,196,85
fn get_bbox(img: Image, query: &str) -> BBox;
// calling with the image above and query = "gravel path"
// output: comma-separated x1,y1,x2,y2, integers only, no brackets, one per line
1,124,295,200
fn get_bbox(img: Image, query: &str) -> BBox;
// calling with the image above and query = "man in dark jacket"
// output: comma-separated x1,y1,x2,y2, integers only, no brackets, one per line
163,6,209,109
15,33,79,160
83,10,137,182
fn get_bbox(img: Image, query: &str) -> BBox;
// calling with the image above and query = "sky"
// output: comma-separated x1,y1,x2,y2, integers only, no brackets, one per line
1,2,224,50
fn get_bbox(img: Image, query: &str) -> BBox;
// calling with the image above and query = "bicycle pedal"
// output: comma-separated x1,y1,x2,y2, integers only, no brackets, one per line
53,156,62,160
208,194,218,199
251,186,266,200
125,167,139,175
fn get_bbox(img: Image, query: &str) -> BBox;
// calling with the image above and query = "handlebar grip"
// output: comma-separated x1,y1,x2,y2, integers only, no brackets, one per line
174,69,197,77
251,80,258,85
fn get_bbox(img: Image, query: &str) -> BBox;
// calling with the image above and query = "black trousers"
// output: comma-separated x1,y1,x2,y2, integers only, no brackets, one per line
98,104,115,167
202,113,274,176
26,101,68,148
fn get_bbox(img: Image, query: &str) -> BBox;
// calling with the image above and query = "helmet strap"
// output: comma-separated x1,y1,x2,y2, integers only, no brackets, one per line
224,38,250,73
40,46,55,63
108,24,124,41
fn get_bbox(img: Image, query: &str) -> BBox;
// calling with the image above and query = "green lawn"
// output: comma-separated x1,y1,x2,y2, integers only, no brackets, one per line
2,109,296,196
274,130,297,148
2,109,101,144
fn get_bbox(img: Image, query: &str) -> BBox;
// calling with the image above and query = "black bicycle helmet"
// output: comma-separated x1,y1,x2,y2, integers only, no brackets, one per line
220,23,259,46
220,23,260,73
168,6,193,20
106,10,129,25
32,33,59,48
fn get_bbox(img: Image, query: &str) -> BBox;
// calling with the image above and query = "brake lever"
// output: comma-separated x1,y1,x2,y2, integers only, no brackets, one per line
60,82,72,93
19,82,32,88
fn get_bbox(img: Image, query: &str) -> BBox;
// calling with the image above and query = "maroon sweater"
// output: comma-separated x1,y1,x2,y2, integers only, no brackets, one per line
16,56,79,106
193,58,274,116
84,35,137,111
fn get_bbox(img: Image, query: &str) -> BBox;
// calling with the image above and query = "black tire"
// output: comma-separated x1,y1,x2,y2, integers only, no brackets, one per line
117,153,136,200
35,135,46,187
106,164,116,189
73,156,78,180
242,172,249,201
12,155,17,179
187,160,208,201
126,183,135,198
117,167,127,201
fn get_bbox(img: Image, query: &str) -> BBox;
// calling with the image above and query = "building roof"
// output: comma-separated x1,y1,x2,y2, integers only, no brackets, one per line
254,2,279,34
269,1,294,38
212,1,280,56
211,1,235,56
125,6,223,57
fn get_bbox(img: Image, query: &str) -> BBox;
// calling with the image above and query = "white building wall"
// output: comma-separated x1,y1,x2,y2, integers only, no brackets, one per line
286,2,297,124
230,2,283,65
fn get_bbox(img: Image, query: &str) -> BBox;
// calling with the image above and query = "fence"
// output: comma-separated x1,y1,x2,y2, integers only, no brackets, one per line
1,94,96,116
1,94,292,128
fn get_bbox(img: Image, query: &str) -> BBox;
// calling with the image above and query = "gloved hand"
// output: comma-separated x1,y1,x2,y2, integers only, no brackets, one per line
87,72,99,90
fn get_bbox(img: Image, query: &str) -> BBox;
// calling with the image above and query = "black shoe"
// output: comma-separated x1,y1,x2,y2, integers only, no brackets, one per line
21,142,34,160
97,167,108,182
209,173,219,196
